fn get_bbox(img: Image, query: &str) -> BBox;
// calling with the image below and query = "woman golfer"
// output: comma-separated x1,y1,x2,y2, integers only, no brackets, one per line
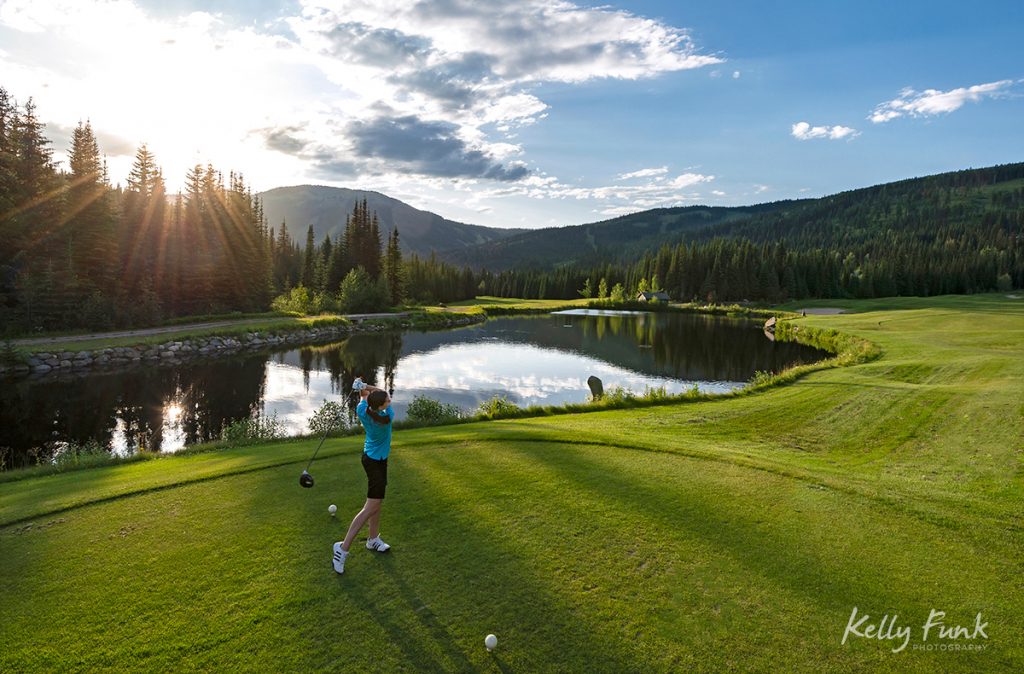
333,378,393,574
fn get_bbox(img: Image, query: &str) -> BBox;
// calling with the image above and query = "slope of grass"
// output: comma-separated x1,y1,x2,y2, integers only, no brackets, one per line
1,294,1022,672
440,295,591,313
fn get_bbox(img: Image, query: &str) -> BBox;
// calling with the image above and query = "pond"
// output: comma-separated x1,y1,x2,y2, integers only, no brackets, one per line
0,311,828,468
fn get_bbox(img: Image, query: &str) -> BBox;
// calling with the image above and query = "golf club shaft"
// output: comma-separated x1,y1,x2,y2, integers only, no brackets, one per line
305,425,332,472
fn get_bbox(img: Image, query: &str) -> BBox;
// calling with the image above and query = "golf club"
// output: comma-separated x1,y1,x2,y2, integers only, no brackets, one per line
300,380,366,488
298,425,331,488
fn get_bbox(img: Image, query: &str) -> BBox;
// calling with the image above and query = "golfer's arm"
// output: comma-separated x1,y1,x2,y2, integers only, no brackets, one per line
359,384,384,398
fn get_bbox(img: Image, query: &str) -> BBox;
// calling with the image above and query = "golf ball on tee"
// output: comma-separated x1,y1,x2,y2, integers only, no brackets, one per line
485,634,497,651
328,504,337,515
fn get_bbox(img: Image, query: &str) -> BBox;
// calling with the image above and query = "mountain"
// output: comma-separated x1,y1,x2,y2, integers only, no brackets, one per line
258,185,523,257
438,202,800,270
441,162,1024,271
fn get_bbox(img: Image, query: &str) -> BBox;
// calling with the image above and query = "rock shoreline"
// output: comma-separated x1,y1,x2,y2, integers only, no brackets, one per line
2,313,484,379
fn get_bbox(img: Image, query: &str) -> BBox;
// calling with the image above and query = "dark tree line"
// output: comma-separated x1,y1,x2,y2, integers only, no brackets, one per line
0,88,282,332
473,164,1024,302
274,198,407,313
3,85,1019,331
0,89,411,331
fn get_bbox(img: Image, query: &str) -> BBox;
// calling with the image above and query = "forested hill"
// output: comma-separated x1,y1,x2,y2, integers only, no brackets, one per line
440,201,800,270
686,162,1024,250
259,185,522,257
443,162,1024,272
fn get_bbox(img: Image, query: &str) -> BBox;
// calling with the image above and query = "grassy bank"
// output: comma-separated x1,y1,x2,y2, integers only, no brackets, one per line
440,295,591,313
1,294,1021,671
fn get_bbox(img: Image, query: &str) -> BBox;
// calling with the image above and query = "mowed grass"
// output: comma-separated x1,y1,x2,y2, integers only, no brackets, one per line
1,294,1022,672
438,295,591,313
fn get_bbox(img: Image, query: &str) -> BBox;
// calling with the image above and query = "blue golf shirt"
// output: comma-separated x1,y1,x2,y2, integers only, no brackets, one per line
356,400,394,460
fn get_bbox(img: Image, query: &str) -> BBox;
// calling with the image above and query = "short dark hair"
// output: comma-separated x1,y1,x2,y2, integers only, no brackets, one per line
366,389,390,425
367,389,388,408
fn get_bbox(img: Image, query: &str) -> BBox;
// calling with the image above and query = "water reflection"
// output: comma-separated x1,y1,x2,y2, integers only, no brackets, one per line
0,313,828,468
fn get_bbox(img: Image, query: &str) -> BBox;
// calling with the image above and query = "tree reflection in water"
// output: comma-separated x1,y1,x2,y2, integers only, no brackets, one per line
0,314,826,468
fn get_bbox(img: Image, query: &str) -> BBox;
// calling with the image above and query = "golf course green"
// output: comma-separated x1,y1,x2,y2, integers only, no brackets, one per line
1,294,1021,672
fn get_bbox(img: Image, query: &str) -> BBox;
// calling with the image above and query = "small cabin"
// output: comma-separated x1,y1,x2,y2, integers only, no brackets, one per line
636,290,670,303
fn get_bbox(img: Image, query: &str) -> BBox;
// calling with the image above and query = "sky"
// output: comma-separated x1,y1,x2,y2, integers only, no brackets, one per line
1,0,1022,229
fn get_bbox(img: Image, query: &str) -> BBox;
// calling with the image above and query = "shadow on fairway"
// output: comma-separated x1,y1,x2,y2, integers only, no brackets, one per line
371,454,641,671
345,557,482,673
490,440,1012,671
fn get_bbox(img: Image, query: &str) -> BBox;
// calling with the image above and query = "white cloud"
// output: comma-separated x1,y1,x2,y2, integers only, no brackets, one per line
791,121,859,141
465,169,716,217
292,0,722,84
711,189,726,196
732,70,740,79
618,166,668,180
599,205,643,216
0,0,721,195
668,172,715,188
869,80,1016,123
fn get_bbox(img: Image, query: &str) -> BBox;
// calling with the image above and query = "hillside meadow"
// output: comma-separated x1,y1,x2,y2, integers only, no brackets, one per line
0,294,1021,672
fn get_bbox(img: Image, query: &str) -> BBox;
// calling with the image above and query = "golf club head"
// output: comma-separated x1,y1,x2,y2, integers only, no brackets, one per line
299,470,314,488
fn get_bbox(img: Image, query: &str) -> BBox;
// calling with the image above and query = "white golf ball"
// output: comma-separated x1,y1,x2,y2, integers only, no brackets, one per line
484,634,497,651
328,504,337,515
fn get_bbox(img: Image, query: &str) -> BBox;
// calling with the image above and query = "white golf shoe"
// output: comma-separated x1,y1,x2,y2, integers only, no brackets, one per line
366,536,391,553
332,542,348,574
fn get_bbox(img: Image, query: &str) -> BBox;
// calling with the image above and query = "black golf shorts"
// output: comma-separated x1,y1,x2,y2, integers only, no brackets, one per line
361,452,388,499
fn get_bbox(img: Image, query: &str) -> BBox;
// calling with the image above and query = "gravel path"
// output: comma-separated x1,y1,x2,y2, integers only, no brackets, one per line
9,313,408,347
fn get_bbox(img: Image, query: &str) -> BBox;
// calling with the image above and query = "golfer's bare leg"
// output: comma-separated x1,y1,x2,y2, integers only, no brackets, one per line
342,498,382,551
368,508,381,540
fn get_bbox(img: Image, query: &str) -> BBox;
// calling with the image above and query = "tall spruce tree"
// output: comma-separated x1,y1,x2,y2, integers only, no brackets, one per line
384,227,404,305
67,120,115,294
120,146,164,299
301,224,316,288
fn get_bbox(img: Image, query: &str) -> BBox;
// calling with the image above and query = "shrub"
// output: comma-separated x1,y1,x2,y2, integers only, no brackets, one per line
596,385,673,405
309,401,345,436
0,341,29,367
477,395,520,417
602,386,638,403
50,440,111,471
272,285,314,314
338,267,391,313
221,414,285,445
406,396,462,424
748,370,776,388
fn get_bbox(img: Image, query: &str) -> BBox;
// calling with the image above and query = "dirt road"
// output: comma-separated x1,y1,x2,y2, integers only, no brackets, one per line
9,313,408,348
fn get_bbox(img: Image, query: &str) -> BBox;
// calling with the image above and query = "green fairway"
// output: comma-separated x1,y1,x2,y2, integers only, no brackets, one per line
440,296,591,312
1,294,1021,672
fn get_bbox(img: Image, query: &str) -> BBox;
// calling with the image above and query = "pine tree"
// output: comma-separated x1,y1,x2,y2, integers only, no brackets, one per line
10,98,60,262
384,228,404,305
67,120,115,293
0,88,21,300
302,224,316,288
367,212,382,279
